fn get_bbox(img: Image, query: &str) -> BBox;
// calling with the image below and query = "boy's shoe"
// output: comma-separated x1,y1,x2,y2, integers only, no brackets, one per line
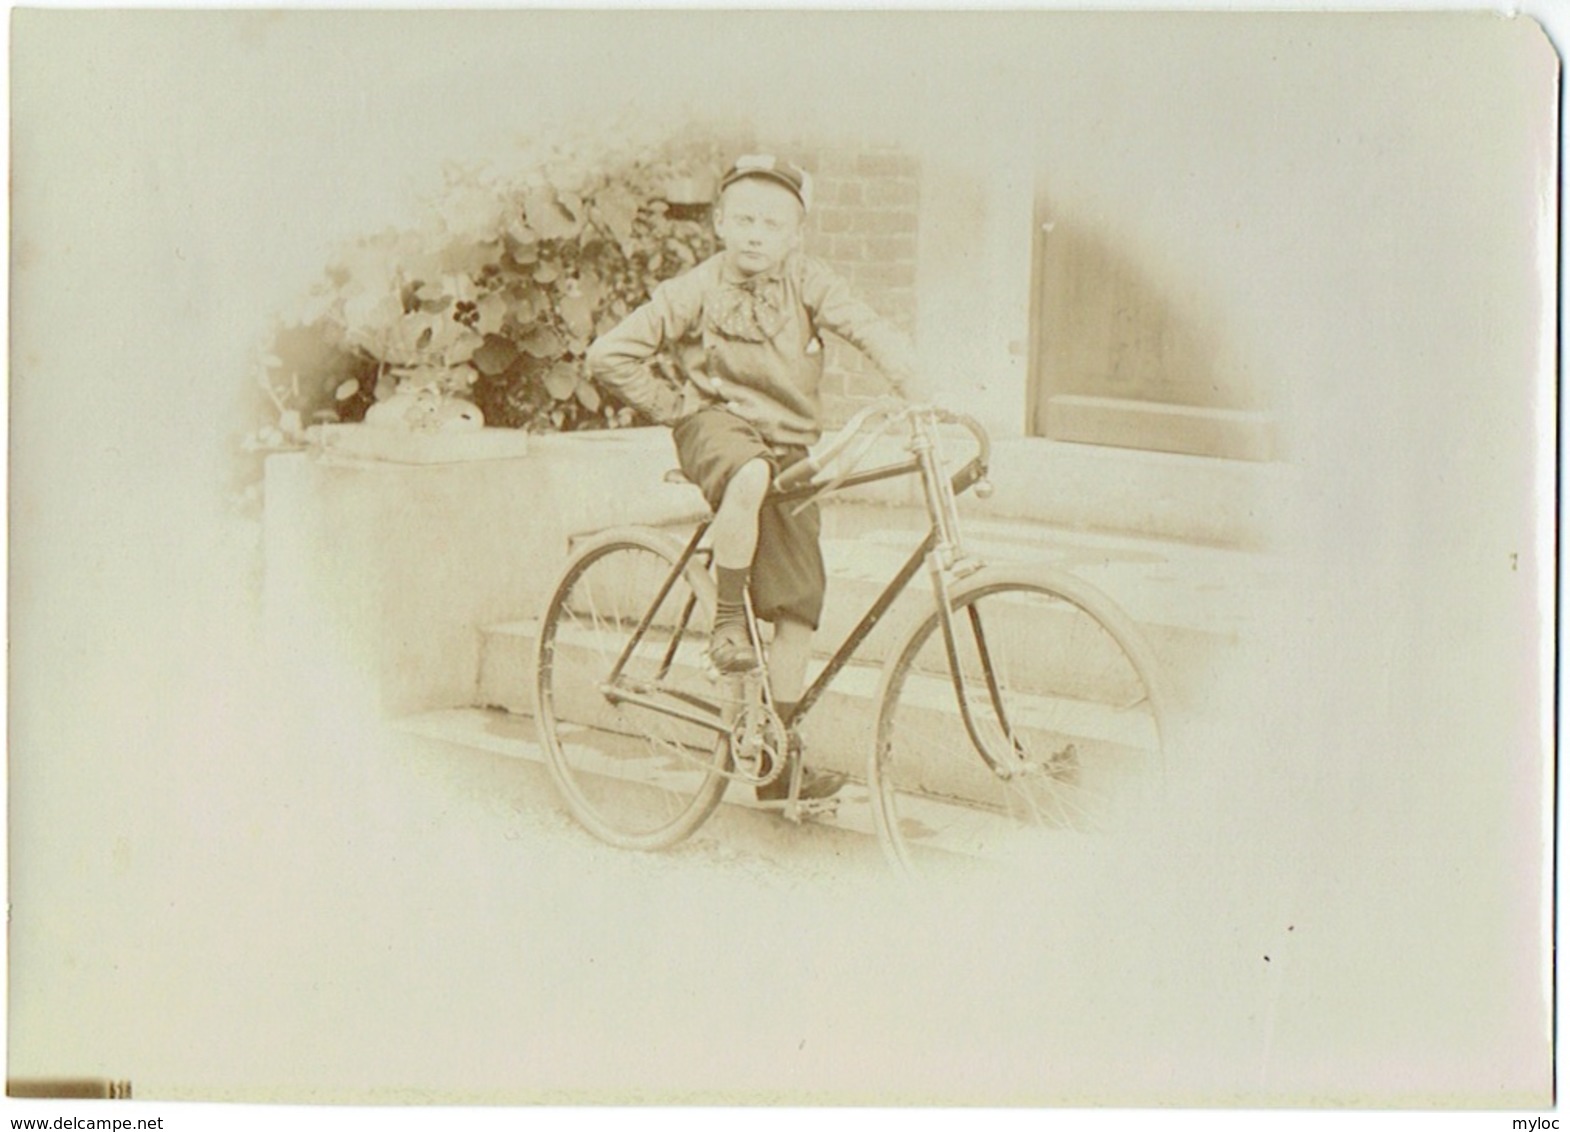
755,735,846,803
708,619,759,675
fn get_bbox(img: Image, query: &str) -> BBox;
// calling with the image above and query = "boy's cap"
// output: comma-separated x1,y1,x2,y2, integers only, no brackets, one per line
719,155,813,210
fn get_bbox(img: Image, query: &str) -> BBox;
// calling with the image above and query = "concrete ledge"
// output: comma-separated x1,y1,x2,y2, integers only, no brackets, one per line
1043,395,1280,462
815,435,1293,550
315,423,533,464
263,427,704,715
980,438,1291,550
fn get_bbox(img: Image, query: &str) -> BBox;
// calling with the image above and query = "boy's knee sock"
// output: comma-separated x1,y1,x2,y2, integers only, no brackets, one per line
714,565,750,631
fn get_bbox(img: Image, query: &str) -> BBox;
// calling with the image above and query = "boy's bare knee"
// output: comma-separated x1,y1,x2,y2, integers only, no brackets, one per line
720,458,772,512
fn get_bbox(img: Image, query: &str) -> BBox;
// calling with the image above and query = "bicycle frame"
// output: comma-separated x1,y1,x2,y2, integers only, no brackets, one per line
596,408,1019,775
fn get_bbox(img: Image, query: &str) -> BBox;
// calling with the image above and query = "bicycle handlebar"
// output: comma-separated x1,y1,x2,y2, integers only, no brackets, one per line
774,401,991,495
773,399,897,492
932,407,992,475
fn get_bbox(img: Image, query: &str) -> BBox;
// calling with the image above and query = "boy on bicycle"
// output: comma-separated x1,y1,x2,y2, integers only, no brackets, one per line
587,154,915,802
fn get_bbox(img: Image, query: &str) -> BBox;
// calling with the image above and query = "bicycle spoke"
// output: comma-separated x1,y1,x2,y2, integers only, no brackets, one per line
871,572,1167,878
538,535,729,849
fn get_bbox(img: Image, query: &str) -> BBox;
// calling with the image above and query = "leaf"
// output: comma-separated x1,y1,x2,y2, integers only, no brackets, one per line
445,330,482,366
558,290,595,340
438,183,504,245
542,362,580,401
506,211,538,246
547,163,590,196
380,315,424,364
472,335,520,377
427,312,469,354
510,286,543,325
518,325,564,359
524,188,582,241
334,378,360,401
592,184,640,247
475,294,508,336
398,226,447,282
575,380,602,412
448,273,479,303
341,290,403,352
575,270,606,310
437,239,502,276
506,228,540,265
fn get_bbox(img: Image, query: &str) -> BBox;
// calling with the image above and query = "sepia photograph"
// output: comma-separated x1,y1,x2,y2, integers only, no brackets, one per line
7,8,1555,1116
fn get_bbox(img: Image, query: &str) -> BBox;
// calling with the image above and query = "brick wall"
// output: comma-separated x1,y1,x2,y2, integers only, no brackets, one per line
755,142,922,427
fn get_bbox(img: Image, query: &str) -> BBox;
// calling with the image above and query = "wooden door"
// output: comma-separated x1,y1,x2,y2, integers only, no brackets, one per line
1028,203,1277,461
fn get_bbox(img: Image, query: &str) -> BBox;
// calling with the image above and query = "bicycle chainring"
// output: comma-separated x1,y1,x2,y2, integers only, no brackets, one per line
728,702,787,788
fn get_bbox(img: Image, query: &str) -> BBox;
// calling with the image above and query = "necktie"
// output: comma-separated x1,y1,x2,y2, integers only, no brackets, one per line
710,275,788,343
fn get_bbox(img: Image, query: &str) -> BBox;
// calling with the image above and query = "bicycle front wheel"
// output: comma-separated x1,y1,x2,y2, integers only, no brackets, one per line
870,566,1169,877
536,529,729,850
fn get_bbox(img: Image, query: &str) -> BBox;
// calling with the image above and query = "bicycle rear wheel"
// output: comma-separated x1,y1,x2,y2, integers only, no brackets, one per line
870,565,1169,878
535,529,729,849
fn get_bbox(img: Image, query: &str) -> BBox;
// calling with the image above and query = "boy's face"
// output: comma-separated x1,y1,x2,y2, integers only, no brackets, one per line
714,177,804,277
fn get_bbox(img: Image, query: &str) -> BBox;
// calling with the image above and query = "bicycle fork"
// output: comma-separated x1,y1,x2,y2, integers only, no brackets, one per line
910,421,1029,781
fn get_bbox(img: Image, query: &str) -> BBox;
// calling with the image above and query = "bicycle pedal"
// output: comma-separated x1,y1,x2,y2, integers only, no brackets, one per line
795,797,839,822
703,656,762,683
753,796,839,823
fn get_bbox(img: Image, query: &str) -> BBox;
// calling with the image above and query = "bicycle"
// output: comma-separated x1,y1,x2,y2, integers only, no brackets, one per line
533,401,1170,877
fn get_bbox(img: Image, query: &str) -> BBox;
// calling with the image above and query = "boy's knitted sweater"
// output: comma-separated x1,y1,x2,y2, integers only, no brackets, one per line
586,251,913,446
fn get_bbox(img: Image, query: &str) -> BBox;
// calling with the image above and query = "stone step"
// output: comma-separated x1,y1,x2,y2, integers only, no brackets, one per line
787,431,1292,550
821,502,1272,635
811,512,1265,703
476,606,1157,809
480,580,1168,728
485,502,1273,727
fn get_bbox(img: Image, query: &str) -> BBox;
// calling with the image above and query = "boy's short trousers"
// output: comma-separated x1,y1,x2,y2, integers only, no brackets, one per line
672,408,825,630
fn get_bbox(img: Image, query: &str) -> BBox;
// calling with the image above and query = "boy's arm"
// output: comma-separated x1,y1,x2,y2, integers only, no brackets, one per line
801,259,917,396
586,276,702,425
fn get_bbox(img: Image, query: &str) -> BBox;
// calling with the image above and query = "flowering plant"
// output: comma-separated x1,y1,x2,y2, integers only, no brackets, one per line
241,127,730,457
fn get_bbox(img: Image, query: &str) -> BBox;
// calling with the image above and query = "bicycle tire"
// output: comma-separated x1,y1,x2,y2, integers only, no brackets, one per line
535,528,730,849
869,564,1170,878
